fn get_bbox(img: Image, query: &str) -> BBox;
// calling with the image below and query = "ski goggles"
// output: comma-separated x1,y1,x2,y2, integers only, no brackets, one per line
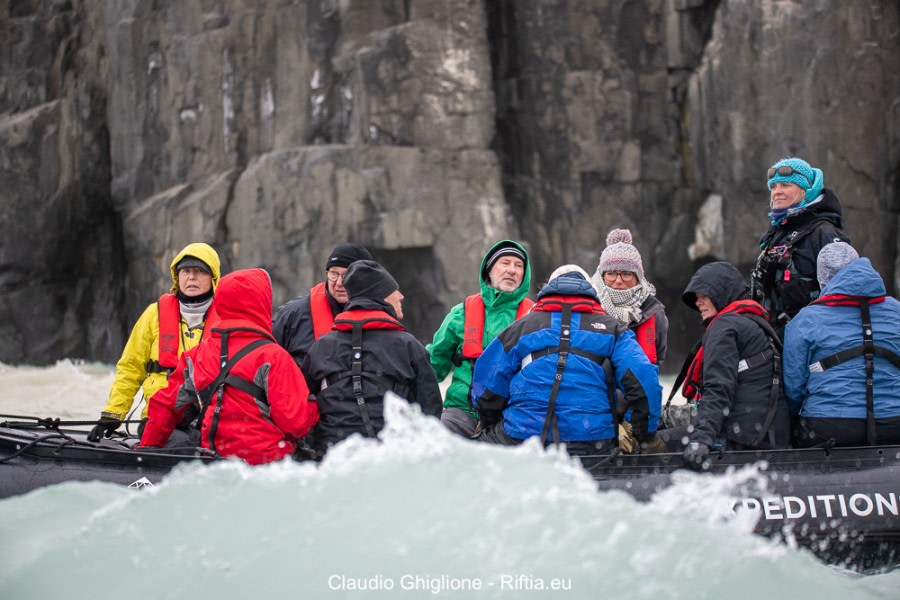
767,165,812,186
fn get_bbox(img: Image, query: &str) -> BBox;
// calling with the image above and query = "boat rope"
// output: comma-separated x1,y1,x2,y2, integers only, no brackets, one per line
0,433,76,464
0,414,142,429
583,446,624,473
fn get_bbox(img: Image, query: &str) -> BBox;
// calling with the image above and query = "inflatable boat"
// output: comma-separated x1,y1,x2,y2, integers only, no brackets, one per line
0,416,218,497
2,415,897,570
584,444,900,571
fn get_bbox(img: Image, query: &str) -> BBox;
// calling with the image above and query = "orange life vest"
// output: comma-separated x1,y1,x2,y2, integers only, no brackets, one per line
633,315,658,365
309,282,336,340
157,293,182,369
460,294,534,360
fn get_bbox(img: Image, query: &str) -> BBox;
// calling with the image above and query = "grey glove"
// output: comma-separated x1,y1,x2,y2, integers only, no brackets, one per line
682,441,711,471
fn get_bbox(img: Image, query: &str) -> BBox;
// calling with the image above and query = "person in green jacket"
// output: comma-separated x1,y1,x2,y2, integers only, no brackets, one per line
427,240,533,437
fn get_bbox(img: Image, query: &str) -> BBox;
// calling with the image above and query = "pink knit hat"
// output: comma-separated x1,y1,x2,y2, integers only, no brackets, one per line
599,229,644,280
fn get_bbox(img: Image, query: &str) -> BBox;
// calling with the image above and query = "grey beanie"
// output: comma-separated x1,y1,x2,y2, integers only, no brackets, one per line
817,242,859,289
175,256,212,275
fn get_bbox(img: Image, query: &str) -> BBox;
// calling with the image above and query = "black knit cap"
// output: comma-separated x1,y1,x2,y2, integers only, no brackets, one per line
342,260,399,301
482,242,527,280
325,243,373,271
175,256,212,275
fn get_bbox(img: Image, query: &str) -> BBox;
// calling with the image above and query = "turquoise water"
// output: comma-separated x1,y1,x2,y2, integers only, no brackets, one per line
1,394,899,599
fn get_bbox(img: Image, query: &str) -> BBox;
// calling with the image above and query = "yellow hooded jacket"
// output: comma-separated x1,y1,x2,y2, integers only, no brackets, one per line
100,243,221,421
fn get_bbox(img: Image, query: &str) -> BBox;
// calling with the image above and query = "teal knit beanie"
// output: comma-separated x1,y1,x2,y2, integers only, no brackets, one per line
766,157,825,203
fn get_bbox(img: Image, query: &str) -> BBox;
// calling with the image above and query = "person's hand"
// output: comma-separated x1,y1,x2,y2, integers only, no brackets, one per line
86,418,121,442
682,441,711,471
639,434,668,454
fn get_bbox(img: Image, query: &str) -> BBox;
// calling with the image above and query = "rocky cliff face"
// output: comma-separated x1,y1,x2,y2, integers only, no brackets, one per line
2,0,898,372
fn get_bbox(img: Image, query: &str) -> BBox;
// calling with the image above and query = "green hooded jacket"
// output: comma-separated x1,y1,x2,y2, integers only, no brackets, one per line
426,240,532,418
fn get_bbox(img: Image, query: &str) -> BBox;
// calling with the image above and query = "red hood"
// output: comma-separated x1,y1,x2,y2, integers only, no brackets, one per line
209,268,273,333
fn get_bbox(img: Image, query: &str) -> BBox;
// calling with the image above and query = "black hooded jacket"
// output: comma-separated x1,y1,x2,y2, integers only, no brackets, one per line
301,297,442,454
683,262,791,450
753,188,850,326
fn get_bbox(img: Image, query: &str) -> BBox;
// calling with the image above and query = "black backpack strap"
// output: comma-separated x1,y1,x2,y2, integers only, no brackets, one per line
197,333,273,453
323,371,410,400
350,323,378,438
525,346,607,367
540,305,572,445
601,357,617,445
664,338,702,411
145,359,175,376
809,345,900,372
222,374,267,403
860,300,877,445
741,313,783,447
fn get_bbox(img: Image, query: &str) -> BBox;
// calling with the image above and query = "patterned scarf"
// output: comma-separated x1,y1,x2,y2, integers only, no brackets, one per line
767,193,824,227
590,272,654,326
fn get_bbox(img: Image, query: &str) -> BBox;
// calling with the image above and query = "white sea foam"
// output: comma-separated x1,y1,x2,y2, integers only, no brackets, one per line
1,365,898,599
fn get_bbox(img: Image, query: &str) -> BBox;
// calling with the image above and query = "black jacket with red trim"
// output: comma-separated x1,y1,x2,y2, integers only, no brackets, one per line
683,261,791,449
301,297,442,454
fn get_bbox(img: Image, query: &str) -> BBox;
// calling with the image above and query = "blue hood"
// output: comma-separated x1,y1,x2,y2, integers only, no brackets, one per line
820,258,886,297
538,273,599,301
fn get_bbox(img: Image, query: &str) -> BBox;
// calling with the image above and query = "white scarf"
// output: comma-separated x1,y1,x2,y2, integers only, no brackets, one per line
179,296,213,330
590,272,655,326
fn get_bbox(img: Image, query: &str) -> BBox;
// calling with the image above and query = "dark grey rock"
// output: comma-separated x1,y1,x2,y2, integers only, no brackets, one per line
0,0,897,377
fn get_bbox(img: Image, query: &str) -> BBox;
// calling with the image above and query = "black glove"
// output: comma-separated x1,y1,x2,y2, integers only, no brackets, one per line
87,418,122,442
682,441,711,471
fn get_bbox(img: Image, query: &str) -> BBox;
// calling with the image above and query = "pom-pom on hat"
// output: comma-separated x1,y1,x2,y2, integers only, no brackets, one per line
325,243,373,271
342,260,399,301
598,229,644,281
767,157,825,203
817,242,859,289
175,256,212,275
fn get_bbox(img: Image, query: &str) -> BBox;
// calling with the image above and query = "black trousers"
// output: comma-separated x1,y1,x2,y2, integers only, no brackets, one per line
793,416,900,447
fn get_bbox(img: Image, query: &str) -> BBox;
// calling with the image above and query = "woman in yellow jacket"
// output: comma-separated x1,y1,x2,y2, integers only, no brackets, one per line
87,243,221,441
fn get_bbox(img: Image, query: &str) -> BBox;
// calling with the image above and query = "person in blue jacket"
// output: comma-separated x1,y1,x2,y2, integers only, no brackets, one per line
783,242,900,447
470,265,664,456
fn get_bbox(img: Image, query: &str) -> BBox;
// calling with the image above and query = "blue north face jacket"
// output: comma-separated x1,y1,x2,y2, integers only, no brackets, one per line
471,273,661,442
783,258,900,418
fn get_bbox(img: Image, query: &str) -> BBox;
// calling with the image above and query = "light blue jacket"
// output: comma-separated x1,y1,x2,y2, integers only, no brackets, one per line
783,258,900,418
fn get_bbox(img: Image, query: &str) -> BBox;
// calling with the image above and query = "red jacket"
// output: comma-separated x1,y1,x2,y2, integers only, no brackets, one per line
142,269,319,464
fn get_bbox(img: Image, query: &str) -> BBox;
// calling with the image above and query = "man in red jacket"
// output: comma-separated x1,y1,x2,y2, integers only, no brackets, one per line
141,268,319,465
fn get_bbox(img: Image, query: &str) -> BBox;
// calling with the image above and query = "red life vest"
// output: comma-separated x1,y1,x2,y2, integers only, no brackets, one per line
634,315,658,365
530,295,604,315
157,293,182,369
812,293,886,308
309,282,336,340
681,299,769,401
333,309,406,332
460,294,534,360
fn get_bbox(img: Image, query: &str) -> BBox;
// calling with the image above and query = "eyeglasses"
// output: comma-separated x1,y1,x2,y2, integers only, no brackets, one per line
603,270,636,282
326,270,346,282
767,165,811,186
